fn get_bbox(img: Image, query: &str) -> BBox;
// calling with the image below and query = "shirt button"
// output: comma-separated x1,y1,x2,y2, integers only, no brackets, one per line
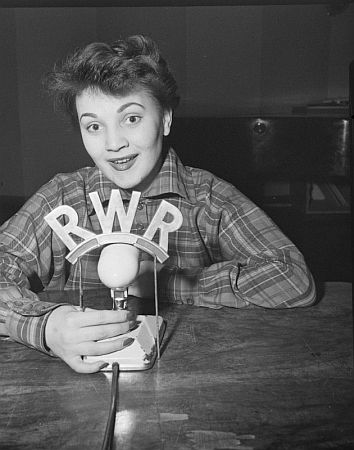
137,201,145,210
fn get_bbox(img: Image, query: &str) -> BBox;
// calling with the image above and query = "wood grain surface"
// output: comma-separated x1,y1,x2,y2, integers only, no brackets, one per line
0,282,353,450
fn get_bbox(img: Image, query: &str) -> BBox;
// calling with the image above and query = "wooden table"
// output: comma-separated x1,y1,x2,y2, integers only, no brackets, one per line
0,282,353,450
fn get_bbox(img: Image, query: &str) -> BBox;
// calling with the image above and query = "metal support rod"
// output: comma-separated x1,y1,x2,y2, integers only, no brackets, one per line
78,257,84,311
153,255,160,359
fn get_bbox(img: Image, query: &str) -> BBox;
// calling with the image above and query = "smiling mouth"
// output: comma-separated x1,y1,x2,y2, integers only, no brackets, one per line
108,155,138,171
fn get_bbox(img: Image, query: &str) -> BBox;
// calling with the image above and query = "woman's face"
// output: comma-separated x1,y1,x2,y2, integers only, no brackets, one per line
76,88,172,191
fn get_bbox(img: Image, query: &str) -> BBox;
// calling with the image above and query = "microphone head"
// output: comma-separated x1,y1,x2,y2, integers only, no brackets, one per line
97,243,140,289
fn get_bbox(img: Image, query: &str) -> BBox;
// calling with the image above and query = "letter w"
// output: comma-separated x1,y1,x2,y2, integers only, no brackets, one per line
89,190,141,233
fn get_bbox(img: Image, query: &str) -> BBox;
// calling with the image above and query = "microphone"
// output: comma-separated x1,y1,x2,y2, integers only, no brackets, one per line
97,243,140,310
44,189,183,370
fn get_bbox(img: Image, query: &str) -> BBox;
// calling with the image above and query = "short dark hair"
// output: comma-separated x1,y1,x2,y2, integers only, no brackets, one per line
44,35,180,125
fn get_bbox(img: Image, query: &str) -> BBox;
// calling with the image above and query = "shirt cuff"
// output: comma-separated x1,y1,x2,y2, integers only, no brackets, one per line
158,265,194,304
6,305,62,355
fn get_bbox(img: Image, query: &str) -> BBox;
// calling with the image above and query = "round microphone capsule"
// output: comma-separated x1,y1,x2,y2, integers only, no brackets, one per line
97,243,140,289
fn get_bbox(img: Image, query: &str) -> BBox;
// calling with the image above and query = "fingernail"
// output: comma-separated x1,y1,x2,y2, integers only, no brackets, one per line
123,337,134,347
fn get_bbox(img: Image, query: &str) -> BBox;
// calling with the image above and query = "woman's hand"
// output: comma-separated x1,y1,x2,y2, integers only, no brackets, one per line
45,305,136,373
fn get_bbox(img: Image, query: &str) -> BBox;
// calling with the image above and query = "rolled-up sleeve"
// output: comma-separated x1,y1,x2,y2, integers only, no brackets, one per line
157,192,316,309
1,294,66,355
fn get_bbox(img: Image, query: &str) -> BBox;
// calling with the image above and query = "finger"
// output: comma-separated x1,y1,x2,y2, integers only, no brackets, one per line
81,336,135,356
69,309,136,327
78,322,132,342
84,307,137,321
66,355,109,374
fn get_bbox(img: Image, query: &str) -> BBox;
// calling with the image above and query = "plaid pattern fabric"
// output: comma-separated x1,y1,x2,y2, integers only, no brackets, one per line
6,310,53,354
0,147,316,351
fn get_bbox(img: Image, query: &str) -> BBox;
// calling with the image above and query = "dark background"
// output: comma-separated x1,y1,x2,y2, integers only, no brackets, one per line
0,1,352,282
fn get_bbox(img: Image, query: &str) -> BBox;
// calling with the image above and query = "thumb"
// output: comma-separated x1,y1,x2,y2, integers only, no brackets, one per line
67,355,109,374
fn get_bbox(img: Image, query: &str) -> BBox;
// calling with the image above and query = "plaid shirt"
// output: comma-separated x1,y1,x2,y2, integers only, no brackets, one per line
0,148,316,353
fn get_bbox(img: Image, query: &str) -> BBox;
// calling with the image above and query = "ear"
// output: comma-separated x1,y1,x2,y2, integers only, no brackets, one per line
163,108,173,136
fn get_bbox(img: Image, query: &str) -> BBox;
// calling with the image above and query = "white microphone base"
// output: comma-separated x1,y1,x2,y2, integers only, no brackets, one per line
83,315,166,371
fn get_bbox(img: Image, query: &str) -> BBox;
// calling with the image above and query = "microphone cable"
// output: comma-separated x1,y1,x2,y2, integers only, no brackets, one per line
101,362,120,450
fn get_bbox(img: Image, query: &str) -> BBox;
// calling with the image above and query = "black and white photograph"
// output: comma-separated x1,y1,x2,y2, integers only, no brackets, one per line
0,1,353,449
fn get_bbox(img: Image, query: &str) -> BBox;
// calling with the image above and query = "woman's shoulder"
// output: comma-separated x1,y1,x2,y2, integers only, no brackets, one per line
29,166,97,209
45,166,95,185
185,164,249,206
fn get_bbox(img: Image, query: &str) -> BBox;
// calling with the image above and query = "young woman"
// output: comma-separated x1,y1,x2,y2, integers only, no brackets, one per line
0,35,316,373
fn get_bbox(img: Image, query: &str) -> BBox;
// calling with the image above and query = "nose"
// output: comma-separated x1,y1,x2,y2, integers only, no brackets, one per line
106,127,128,152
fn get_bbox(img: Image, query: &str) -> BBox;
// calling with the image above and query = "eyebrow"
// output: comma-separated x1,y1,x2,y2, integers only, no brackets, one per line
118,102,145,113
79,102,145,121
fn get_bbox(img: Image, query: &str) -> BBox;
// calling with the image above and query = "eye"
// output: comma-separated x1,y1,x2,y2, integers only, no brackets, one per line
86,123,102,133
125,115,141,125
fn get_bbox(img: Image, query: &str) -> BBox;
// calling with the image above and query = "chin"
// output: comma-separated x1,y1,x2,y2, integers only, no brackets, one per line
105,172,135,189
112,177,142,191
103,167,148,191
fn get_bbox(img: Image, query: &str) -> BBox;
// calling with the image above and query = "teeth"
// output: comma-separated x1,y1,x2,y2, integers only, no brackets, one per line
112,157,132,164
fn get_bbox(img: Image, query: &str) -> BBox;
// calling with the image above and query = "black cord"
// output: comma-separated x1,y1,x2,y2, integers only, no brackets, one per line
101,362,120,450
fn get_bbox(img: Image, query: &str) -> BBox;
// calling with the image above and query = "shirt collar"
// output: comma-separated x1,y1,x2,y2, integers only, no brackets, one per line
85,147,195,215
85,168,118,216
142,147,194,201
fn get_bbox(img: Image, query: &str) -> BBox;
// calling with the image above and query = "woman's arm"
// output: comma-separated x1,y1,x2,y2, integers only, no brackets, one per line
154,199,316,309
0,188,135,373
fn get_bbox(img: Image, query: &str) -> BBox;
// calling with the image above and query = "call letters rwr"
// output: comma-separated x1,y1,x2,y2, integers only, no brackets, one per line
44,190,183,253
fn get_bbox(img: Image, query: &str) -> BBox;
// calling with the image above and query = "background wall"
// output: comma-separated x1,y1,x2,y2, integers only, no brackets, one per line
0,4,353,197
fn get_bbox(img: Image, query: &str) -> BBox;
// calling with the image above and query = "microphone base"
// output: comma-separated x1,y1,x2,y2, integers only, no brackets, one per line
83,315,166,371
